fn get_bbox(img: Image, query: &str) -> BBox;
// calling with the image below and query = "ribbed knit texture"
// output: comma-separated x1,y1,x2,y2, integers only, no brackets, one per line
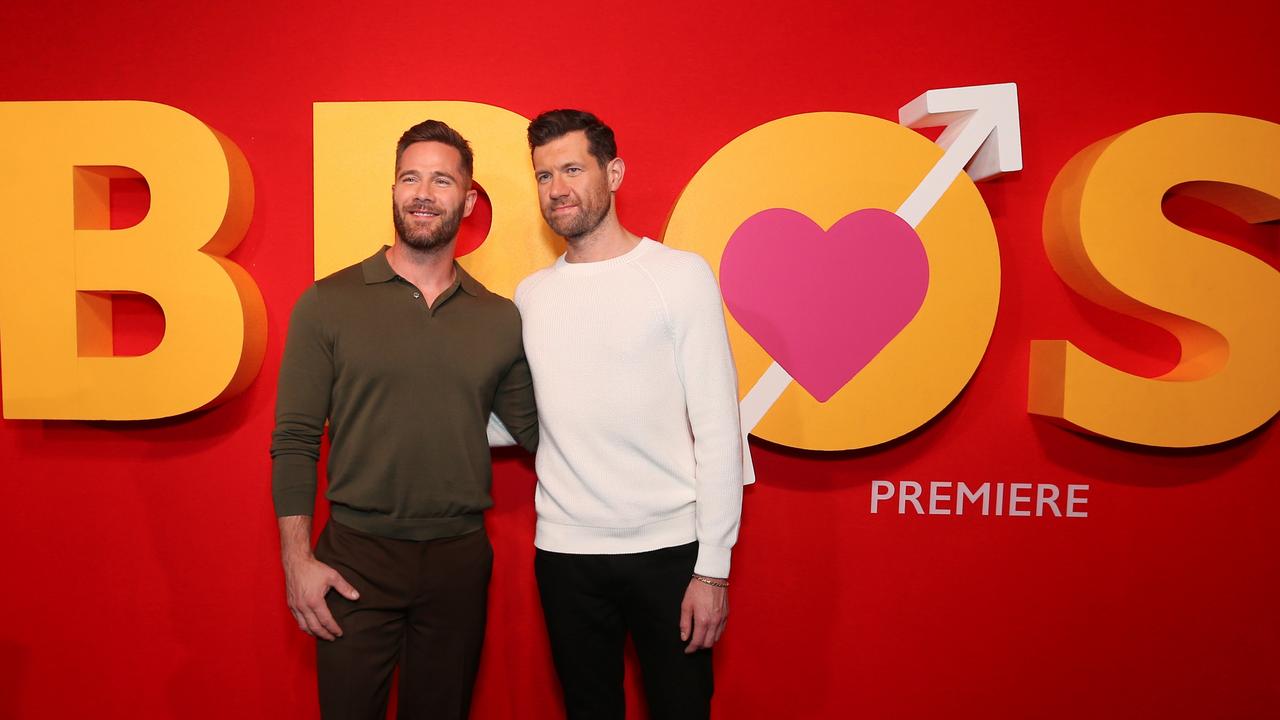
515,238,743,578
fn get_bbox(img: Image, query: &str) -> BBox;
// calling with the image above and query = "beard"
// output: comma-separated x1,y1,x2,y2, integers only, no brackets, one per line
393,197,465,253
543,182,611,240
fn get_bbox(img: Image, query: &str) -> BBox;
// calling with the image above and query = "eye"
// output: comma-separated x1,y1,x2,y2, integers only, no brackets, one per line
536,172,551,183
566,166,582,175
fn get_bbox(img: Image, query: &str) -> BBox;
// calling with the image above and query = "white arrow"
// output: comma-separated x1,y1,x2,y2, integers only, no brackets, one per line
736,82,1022,483
895,82,1022,227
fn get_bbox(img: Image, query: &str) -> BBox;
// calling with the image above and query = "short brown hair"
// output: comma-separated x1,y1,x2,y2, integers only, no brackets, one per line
396,119,474,180
527,109,617,167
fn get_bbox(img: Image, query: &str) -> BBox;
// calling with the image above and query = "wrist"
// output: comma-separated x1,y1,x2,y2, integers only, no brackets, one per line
278,515,316,563
282,548,316,566
692,574,729,589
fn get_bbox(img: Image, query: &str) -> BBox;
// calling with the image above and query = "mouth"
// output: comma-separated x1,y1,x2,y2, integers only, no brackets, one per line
551,204,578,214
407,207,441,219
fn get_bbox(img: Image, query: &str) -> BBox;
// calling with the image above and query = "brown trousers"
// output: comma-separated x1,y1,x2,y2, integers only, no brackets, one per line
314,520,493,720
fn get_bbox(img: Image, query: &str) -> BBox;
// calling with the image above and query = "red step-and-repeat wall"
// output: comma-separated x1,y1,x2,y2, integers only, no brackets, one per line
1,1,1277,718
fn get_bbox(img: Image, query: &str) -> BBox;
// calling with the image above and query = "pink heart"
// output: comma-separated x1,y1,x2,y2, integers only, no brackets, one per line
720,208,929,402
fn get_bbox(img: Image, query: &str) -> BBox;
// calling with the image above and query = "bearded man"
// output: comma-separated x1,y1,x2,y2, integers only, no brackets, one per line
516,109,743,720
270,119,538,720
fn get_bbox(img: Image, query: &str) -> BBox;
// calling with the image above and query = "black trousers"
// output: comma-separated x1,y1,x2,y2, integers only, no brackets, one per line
314,520,493,720
535,542,714,720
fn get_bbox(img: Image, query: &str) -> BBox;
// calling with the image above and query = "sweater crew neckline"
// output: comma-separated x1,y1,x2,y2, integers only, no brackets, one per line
554,237,657,275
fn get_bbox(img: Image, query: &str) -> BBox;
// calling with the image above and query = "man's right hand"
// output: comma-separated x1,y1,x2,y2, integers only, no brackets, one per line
277,515,359,641
283,553,359,641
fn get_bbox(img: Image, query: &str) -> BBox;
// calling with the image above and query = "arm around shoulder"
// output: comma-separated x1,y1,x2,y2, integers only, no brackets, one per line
491,301,538,454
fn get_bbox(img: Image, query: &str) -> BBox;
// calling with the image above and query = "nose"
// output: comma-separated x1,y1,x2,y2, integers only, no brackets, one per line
548,173,569,199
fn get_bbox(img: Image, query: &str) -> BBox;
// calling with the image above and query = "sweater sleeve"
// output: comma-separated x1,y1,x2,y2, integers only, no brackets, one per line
270,284,332,517
668,257,744,578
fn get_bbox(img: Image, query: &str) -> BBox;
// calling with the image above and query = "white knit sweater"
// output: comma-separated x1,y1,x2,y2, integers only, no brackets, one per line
514,238,743,578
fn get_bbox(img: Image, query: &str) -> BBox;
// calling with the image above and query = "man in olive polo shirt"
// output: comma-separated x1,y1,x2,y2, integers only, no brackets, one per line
270,119,537,720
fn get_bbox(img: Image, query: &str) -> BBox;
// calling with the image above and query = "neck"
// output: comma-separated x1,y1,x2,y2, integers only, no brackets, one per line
386,241,456,304
563,208,640,263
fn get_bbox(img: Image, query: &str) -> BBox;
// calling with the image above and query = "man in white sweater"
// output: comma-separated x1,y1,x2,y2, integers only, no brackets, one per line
515,109,743,719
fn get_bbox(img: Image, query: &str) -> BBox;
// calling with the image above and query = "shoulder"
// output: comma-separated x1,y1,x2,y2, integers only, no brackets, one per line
300,259,375,321
477,290,522,326
286,282,322,323
312,259,368,297
633,241,719,299
284,261,366,335
455,272,524,331
514,266,556,308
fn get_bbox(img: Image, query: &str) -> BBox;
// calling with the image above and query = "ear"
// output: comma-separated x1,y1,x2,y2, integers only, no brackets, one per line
462,187,479,218
607,157,625,192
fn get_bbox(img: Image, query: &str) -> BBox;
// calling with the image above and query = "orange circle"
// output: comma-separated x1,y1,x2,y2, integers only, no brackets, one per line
663,113,1000,450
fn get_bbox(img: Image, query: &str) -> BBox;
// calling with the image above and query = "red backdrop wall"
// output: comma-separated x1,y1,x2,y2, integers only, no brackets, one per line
1,1,1277,718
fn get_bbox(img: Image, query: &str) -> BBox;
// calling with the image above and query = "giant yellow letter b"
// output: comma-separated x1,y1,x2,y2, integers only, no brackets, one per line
0,101,266,419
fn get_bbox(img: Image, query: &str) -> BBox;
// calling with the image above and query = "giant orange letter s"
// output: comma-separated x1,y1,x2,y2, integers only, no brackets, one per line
1030,114,1280,447
0,101,266,420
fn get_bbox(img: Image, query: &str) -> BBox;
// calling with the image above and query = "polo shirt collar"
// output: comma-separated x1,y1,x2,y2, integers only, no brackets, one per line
361,245,480,296
454,263,481,296
361,246,398,284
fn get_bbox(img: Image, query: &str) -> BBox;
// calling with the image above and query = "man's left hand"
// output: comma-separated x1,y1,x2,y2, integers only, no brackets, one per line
679,576,728,654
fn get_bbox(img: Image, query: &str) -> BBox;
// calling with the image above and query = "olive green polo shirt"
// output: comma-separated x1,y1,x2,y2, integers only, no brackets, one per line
270,247,538,540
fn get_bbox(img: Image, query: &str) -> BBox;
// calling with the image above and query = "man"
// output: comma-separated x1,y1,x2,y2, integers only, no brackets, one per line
270,119,537,720
515,109,744,719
